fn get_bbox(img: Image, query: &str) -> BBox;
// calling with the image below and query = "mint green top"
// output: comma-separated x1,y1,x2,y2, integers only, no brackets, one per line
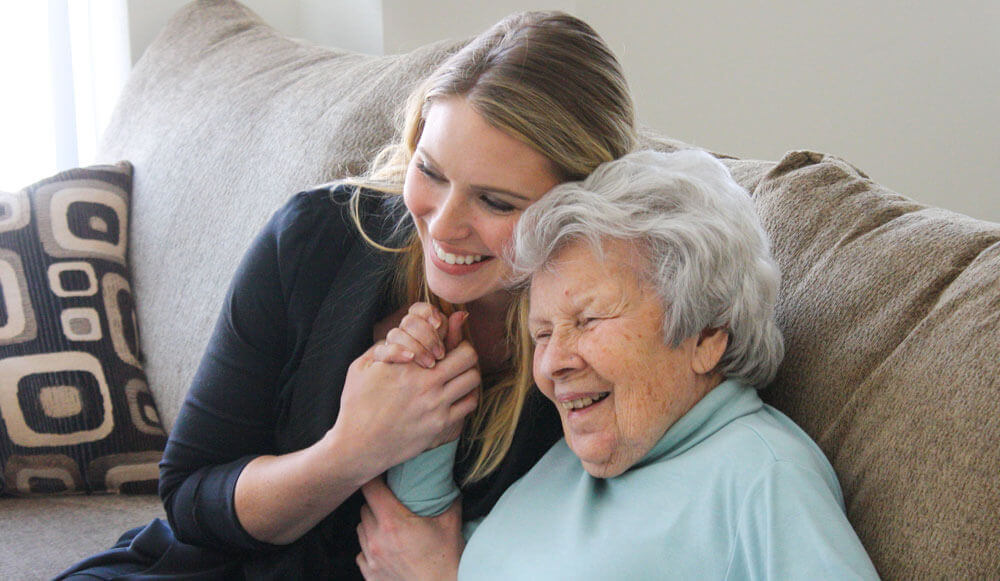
389,380,880,579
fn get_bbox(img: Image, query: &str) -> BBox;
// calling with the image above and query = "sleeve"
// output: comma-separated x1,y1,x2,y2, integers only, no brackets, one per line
386,441,461,517
157,190,341,553
726,460,881,580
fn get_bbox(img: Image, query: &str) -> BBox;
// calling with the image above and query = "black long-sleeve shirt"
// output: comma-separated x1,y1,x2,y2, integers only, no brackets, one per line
158,186,562,578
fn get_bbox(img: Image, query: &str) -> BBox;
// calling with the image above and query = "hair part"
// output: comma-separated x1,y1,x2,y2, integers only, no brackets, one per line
512,149,785,388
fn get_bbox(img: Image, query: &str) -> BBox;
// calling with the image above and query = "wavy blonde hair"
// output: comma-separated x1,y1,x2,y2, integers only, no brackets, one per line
345,11,635,483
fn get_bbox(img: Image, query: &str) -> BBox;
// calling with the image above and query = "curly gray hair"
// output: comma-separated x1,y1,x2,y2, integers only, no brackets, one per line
511,149,784,388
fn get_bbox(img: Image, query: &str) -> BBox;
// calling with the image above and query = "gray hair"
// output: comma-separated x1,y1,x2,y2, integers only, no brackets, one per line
511,149,784,388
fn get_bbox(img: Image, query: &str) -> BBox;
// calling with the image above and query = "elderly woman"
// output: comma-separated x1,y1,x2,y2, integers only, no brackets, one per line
358,150,879,579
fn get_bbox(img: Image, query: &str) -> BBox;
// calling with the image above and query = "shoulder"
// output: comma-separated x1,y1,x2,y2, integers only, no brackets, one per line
727,405,834,474
269,185,353,239
672,402,843,502
710,407,847,516
264,183,407,253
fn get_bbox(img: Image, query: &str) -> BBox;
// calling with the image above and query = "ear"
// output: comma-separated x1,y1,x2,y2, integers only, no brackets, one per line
691,327,728,375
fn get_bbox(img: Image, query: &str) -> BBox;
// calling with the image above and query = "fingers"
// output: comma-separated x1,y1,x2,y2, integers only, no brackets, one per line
372,341,416,365
444,311,467,352
405,302,448,350
399,314,445,360
407,302,448,336
358,504,373,549
441,364,480,410
448,381,480,423
432,341,479,383
383,327,435,367
430,384,480,448
356,552,370,579
357,504,374,577
378,303,454,368
379,308,470,370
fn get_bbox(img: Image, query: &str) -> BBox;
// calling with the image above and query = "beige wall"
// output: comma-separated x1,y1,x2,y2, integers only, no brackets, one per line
126,0,381,59
129,0,999,222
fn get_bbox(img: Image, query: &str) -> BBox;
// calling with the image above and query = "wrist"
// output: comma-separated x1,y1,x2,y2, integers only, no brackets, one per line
318,422,387,488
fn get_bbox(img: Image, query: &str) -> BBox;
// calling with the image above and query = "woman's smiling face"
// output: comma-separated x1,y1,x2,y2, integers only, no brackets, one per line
403,97,561,307
528,239,722,478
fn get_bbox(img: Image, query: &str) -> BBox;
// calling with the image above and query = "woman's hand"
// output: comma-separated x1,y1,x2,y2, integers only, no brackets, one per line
233,309,476,547
329,306,479,480
374,303,467,368
357,477,464,581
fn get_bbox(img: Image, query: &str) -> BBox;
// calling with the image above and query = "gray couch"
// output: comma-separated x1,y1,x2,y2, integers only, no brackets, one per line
2,1,997,578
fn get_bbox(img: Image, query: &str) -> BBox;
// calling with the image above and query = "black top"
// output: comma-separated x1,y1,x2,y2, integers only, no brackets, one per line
158,186,562,579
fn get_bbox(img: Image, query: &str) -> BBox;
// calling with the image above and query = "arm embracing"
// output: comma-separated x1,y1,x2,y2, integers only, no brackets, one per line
159,191,349,550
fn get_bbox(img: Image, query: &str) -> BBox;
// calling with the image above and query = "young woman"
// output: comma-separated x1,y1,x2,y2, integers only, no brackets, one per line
58,10,635,580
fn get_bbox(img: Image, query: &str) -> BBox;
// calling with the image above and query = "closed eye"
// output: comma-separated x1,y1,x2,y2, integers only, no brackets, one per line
480,194,516,213
416,161,445,182
531,329,551,344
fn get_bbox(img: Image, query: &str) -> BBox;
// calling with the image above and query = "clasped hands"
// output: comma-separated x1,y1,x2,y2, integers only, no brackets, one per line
348,302,473,580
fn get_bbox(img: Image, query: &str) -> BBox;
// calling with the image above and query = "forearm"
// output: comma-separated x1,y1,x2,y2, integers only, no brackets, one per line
234,426,385,545
386,440,460,517
236,321,480,545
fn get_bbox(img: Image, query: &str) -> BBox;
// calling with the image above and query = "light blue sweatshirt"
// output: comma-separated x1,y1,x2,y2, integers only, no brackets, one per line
389,380,880,580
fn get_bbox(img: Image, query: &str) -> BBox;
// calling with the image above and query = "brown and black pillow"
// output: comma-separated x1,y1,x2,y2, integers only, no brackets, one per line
0,162,165,495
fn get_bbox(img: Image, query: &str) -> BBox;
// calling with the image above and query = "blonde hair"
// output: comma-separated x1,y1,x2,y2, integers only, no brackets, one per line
345,11,636,483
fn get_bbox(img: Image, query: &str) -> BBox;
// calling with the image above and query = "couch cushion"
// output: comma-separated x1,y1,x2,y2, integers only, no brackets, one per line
752,151,1000,578
0,163,167,495
96,0,465,429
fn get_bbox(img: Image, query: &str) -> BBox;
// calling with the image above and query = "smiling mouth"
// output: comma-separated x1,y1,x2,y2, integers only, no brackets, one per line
433,241,487,265
561,392,610,411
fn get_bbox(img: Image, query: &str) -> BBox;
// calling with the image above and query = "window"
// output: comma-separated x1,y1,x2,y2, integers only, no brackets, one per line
0,0,130,190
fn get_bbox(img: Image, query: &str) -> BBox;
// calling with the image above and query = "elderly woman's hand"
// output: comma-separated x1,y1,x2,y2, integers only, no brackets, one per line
357,477,464,581
374,303,467,368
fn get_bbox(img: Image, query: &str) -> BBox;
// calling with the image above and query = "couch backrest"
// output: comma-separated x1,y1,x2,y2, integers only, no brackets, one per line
749,152,1000,578
97,0,464,429
98,1,999,578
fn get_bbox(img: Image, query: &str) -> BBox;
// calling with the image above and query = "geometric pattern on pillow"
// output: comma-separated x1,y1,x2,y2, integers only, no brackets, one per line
0,162,166,495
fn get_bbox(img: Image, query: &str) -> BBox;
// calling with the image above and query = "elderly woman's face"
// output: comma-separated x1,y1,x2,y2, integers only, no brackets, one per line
528,239,724,478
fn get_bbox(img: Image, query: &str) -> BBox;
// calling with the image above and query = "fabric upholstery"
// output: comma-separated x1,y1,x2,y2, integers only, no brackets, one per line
6,0,994,579
0,493,164,578
0,163,166,495
96,0,466,429
751,151,1000,578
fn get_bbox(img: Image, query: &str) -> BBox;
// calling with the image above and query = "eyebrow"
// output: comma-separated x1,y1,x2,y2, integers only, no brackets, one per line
417,148,534,202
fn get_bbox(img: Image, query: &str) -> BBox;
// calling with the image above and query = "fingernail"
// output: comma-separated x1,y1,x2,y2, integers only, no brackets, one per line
420,355,436,368
434,345,445,359
431,316,442,329
402,350,415,361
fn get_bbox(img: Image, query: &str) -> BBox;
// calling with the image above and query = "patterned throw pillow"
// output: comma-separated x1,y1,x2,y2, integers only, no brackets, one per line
0,162,166,495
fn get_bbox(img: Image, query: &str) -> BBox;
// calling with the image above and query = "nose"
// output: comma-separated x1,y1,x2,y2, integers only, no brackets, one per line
536,329,585,381
427,188,471,242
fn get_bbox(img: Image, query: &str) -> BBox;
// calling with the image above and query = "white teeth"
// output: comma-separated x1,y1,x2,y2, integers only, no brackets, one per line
561,393,609,411
433,241,485,266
